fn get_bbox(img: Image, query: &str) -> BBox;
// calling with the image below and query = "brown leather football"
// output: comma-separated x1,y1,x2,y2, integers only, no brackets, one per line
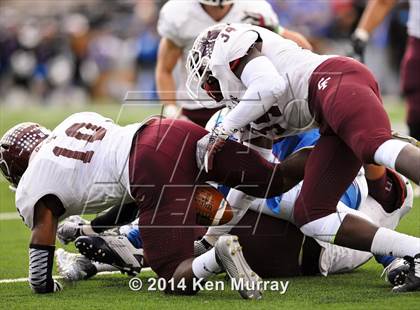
193,186,233,226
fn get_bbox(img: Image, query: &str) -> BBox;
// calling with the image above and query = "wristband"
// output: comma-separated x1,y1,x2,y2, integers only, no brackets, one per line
354,28,370,42
29,244,56,293
163,104,179,118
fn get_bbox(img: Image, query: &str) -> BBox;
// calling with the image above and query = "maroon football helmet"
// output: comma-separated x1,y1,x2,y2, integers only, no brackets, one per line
0,122,50,187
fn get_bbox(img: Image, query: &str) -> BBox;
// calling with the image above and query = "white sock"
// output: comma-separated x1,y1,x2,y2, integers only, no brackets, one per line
300,203,374,243
371,227,420,258
93,262,118,272
374,139,409,169
192,248,221,279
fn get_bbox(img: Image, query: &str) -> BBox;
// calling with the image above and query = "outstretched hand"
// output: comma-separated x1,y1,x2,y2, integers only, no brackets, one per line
196,128,230,172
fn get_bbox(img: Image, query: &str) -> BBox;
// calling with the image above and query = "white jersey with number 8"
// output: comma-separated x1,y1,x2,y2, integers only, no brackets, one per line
15,112,141,229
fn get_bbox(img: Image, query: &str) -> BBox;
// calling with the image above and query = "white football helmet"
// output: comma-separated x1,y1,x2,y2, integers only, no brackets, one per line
198,0,235,7
186,24,226,105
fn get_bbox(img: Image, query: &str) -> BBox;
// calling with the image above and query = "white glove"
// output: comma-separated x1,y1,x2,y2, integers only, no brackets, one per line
196,127,230,172
57,216,88,244
163,104,190,121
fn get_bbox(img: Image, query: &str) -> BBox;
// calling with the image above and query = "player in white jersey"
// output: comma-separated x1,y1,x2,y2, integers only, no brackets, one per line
186,23,420,292
15,112,140,228
1,112,313,297
0,113,142,294
156,0,312,126
350,0,420,141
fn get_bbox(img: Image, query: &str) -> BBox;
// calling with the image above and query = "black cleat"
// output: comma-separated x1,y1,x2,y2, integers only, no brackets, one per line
382,258,410,286
392,254,420,293
75,235,144,276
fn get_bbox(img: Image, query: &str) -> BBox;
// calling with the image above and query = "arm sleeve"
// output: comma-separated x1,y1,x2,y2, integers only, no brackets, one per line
221,56,287,133
90,203,139,234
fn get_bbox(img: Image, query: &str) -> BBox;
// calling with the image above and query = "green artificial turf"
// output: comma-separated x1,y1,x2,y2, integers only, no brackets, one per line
0,101,419,309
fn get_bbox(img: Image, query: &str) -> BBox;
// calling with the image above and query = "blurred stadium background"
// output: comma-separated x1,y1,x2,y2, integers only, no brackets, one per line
0,0,410,107
0,1,418,308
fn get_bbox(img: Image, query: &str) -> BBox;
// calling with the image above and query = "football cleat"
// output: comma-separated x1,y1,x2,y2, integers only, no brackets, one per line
381,258,410,286
215,235,263,300
75,235,144,276
57,216,89,244
55,248,97,281
392,254,420,292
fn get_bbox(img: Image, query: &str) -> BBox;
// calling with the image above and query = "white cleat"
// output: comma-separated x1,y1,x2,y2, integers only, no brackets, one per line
55,248,97,281
215,235,263,300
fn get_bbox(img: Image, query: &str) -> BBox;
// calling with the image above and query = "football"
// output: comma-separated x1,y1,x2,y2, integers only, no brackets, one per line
193,186,233,226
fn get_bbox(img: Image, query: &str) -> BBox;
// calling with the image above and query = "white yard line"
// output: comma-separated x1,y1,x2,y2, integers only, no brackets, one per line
0,212,20,221
0,268,152,284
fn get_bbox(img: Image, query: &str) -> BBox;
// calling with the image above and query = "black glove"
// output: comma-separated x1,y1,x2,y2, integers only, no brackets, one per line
349,29,369,63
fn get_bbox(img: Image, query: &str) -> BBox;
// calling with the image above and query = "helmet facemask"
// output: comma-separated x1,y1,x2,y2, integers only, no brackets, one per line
186,25,225,106
0,145,14,184
186,47,210,102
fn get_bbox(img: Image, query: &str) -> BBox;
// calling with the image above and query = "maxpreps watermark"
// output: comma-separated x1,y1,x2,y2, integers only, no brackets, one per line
129,277,290,294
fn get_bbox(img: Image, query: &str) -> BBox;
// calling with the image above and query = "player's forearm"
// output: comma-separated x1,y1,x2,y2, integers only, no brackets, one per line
29,199,61,293
156,68,178,106
222,91,276,134
156,37,182,107
90,203,138,234
222,57,286,134
279,147,312,192
282,29,313,51
356,0,397,36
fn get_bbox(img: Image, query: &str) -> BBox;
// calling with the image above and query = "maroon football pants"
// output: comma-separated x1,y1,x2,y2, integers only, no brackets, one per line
128,119,288,280
231,211,305,277
401,36,420,140
294,57,393,226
